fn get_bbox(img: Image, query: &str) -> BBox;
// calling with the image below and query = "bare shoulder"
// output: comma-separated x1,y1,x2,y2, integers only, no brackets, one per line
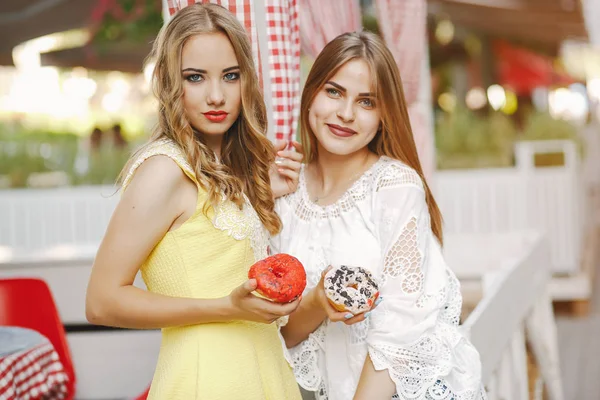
121,155,190,216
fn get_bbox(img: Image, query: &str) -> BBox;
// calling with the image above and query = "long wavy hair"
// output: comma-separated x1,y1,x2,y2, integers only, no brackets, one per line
300,31,443,244
120,3,281,234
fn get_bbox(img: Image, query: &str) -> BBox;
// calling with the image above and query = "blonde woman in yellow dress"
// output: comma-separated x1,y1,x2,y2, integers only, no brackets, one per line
85,3,303,399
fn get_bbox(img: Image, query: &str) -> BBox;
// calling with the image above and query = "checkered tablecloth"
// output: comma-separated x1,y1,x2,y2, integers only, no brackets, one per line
0,341,69,400
166,0,300,143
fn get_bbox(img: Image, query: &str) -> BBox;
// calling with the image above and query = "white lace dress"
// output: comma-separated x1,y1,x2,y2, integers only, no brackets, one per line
271,157,486,400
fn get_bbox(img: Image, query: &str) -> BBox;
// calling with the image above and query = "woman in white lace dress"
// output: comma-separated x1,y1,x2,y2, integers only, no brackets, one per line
271,32,485,400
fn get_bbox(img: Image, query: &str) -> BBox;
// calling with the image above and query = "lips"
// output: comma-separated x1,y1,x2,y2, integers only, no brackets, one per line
326,123,357,138
203,111,228,123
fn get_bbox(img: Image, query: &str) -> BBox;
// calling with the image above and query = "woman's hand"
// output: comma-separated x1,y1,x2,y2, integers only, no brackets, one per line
312,267,382,325
228,279,302,324
270,140,304,198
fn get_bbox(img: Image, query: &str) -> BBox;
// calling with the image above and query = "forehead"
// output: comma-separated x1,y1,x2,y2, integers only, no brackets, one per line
181,32,238,69
328,59,374,94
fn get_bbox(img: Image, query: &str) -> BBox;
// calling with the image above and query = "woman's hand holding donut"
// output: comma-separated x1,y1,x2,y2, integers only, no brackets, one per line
309,267,358,325
313,267,382,326
228,279,301,324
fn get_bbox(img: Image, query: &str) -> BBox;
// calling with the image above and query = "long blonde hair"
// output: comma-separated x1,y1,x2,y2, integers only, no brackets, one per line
121,3,281,234
300,31,443,244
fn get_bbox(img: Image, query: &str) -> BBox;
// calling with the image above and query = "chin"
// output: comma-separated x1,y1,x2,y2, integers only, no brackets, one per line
202,127,229,136
319,139,361,156
317,138,363,156
193,122,232,136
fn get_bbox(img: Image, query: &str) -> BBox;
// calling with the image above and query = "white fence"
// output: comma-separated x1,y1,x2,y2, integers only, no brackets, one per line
0,140,584,277
0,185,118,251
436,140,583,275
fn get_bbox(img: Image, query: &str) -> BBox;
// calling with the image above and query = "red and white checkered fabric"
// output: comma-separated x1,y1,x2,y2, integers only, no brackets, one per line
0,342,70,400
374,0,426,106
299,0,361,59
166,0,300,142
375,0,434,179
167,1,261,77
265,0,300,142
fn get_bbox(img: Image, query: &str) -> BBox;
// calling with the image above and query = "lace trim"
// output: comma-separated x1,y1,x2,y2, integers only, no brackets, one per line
292,157,382,221
212,195,269,262
122,138,195,189
283,157,425,222
375,162,424,192
439,274,462,326
286,323,326,391
316,381,329,400
382,216,424,294
369,325,484,400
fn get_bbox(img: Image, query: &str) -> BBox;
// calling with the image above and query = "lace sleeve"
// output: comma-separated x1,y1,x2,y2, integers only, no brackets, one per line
367,164,484,400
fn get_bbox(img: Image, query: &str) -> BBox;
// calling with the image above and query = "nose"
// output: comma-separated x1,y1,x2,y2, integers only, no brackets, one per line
207,80,225,106
336,99,355,123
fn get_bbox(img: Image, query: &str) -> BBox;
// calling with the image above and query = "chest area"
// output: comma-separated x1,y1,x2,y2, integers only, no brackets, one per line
280,214,382,289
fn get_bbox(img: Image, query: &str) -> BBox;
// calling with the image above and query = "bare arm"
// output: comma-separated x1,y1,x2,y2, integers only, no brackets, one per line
353,355,396,400
280,289,327,347
86,156,300,329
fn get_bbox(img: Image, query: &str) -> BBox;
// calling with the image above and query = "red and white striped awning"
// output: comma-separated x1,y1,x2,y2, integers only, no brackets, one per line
165,0,300,143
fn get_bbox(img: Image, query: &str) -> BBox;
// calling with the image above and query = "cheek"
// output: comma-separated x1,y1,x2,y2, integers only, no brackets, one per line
182,85,201,113
308,96,332,128
358,112,381,137
227,83,242,110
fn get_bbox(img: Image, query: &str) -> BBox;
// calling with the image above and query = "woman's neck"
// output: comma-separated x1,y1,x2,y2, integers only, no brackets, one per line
310,147,378,193
196,132,224,160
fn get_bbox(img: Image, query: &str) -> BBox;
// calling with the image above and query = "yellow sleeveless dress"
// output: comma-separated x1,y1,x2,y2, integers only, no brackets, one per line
123,138,301,400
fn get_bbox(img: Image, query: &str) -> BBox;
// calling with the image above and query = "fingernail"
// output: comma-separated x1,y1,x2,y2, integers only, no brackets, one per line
274,159,283,164
277,151,284,156
364,312,371,318
375,297,383,306
344,313,353,319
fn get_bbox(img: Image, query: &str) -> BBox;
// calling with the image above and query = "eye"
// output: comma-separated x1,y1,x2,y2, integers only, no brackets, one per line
325,87,341,98
185,74,203,83
224,72,240,81
359,98,375,108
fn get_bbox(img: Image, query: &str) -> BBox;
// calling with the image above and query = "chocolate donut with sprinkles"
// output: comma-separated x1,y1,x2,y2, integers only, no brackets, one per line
324,265,379,315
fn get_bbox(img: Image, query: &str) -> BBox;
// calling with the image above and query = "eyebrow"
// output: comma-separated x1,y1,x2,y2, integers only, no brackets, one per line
325,80,375,97
181,66,240,73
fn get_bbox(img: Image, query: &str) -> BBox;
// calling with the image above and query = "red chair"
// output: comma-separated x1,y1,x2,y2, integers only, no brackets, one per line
135,386,150,400
0,278,76,399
